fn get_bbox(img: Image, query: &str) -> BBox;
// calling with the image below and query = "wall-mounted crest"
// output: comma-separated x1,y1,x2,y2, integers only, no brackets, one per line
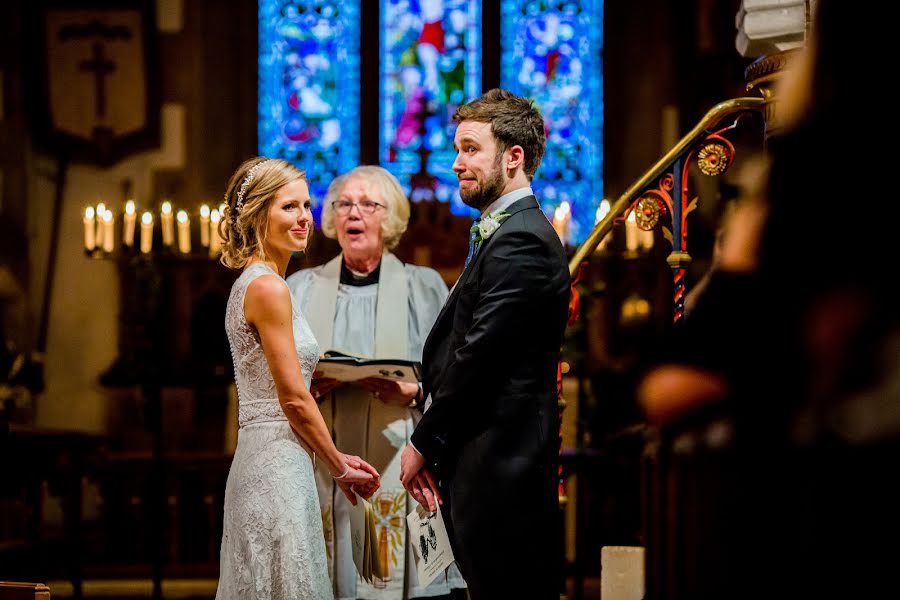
28,0,160,166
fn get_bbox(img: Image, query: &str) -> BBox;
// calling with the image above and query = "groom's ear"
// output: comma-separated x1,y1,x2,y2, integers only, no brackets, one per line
505,145,525,172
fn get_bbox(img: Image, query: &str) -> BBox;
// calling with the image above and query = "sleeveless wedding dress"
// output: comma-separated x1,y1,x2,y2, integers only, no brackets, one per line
216,262,332,599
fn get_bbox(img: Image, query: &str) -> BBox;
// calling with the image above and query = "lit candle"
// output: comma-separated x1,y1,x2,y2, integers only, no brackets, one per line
83,206,96,251
594,199,611,252
123,200,136,247
101,209,114,252
140,211,154,254
552,201,571,244
639,222,655,251
199,204,210,247
160,201,174,246
625,211,639,253
176,210,191,254
209,209,222,256
95,202,106,243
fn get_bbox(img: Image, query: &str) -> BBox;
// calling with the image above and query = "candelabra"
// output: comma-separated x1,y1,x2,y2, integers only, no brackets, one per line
82,195,227,600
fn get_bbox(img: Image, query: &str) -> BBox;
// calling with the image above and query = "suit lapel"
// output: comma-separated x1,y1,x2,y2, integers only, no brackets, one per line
427,195,541,346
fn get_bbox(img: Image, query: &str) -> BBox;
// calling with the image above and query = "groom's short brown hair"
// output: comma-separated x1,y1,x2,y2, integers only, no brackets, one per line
453,88,546,180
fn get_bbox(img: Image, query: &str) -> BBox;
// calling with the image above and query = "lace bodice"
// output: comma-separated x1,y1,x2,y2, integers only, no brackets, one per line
226,262,319,427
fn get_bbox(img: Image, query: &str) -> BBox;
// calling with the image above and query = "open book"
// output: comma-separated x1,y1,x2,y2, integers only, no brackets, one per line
348,492,389,584
316,350,421,384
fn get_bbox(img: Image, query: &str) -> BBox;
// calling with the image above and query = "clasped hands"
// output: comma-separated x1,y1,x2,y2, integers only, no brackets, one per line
337,446,441,514
335,446,441,513
311,374,438,511
400,444,442,513
334,452,380,505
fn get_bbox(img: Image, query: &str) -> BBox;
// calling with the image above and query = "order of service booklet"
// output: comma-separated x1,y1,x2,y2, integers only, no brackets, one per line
349,491,389,584
406,502,455,588
316,350,421,384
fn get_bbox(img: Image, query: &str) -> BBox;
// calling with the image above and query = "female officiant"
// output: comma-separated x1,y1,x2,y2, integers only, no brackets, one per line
287,165,466,600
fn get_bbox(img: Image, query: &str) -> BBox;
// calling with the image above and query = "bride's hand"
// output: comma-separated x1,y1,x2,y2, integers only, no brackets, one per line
333,454,380,504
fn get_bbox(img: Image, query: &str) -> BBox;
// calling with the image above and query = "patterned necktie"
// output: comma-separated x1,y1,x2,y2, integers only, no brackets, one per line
464,218,481,269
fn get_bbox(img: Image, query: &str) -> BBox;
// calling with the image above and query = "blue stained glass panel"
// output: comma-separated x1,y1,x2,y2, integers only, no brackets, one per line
380,0,481,215
500,0,604,244
259,1,361,218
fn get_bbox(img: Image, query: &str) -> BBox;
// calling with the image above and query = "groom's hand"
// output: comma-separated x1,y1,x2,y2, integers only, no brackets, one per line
400,443,425,488
408,469,442,512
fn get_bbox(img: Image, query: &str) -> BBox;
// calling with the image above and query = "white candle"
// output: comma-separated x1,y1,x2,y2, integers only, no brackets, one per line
176,210,191,254
101,209,114,252
123,200,136,247
640,224,655,251
83,206,96,251
595,199,611,252
95,202,106,244
140,211,154,254
160,201,174,246
199,204,210,247
625,211,639,253
209,209,222,256
552,201,571,244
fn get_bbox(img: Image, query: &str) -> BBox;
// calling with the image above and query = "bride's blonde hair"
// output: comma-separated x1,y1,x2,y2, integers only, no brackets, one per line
219,157,308,269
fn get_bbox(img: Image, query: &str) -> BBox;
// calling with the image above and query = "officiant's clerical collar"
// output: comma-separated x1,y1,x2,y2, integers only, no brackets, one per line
340,259,381,286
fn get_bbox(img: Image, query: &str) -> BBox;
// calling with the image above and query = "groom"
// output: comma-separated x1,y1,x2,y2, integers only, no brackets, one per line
400,88,570,599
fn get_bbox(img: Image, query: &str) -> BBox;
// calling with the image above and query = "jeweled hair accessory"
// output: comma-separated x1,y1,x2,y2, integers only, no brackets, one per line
234,159,270,215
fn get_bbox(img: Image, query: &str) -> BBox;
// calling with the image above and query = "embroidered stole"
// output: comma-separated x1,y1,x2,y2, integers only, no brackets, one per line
306,252,412,597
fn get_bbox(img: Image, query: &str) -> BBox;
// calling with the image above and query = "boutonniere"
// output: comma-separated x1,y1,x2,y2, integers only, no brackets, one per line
471,210,512,243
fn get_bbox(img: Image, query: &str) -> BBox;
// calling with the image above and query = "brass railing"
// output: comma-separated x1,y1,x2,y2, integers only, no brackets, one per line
568,97,766,279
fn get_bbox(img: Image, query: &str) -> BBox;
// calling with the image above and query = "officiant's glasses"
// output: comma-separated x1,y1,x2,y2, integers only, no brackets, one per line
332,199,386,215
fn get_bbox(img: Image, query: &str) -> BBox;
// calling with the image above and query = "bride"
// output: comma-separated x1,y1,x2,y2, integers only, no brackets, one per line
216,157,380,599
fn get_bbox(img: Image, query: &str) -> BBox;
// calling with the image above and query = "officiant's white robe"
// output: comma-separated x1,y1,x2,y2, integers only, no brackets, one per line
287,253,466,600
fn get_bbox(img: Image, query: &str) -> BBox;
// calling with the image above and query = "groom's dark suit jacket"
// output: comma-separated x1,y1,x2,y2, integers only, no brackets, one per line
411,195,570,599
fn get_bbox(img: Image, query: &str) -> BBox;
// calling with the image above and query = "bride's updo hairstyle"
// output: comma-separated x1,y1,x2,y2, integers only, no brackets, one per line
220,157,308,269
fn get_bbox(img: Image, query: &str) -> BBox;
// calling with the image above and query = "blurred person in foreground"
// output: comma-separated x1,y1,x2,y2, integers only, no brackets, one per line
216,157,380,599
638,1,900,596
287,165,466,600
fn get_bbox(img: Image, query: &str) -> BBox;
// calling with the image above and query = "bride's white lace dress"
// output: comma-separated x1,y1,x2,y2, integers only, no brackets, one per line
216,262,332,599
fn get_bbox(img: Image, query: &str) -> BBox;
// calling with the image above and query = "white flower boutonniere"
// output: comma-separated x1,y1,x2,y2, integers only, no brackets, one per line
472,210,512,243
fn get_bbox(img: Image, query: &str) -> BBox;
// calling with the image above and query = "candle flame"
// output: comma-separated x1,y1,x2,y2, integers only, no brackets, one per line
210,209,221,223
102,210,113,222
125,200,135,215
142,211,153,225
85,206,95,219
595,199,611,223
554,201,570,221
177,210,188,223
161,201,172,215
200,204,210,218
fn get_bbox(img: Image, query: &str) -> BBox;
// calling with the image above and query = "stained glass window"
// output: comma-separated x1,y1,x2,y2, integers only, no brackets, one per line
259,1,361,216
380,0,481,215
500,0,604,244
